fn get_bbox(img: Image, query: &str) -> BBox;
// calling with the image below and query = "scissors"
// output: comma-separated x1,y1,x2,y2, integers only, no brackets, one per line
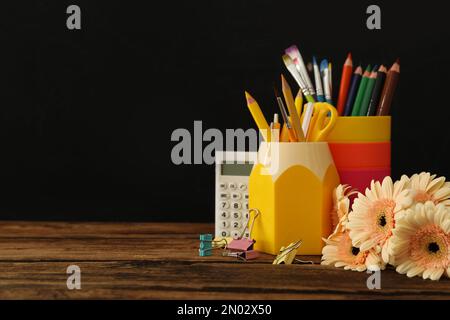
301,103,337,142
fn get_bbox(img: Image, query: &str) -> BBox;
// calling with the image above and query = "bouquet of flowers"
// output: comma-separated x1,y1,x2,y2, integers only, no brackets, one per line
321,172,450,281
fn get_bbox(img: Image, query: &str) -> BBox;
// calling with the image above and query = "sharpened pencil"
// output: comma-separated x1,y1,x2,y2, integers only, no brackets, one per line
343,65,362,116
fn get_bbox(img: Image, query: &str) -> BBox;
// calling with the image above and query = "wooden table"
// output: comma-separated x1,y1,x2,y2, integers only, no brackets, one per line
0,221,448,299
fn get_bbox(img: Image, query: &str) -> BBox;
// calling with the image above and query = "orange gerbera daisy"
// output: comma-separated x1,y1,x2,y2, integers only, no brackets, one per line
390,202,449,280
321,227,384,272
330,184,358,231
347,176,413,264
401,172,450,206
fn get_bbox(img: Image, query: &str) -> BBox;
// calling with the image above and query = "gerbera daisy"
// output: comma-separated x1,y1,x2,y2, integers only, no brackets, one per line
321,228,384,272
330,184,358,231
390,201,449,280
401,172,450,206
347,176,413,263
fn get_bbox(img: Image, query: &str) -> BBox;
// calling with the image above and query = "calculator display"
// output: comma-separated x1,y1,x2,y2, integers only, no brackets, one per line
221,163,254,176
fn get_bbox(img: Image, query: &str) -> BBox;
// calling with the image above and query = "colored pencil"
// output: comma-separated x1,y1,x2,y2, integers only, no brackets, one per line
351,65,372,116
313,56,325,102
245,91,270,141
377,59,400,116
366,65,387,116
343,66,362,116
336,53,353,115
358,67,378,116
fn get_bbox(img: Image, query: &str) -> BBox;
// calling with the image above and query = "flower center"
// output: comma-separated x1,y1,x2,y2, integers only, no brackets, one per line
378,214,387,227
427,242,440,254
351,247,360,256
410,224,449,269
372,199,395,231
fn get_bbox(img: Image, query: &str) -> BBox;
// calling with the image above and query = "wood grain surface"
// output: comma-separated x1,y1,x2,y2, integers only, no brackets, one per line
0,221,448,300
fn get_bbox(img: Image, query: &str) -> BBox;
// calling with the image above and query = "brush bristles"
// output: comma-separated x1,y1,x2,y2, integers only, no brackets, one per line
282,54,294,66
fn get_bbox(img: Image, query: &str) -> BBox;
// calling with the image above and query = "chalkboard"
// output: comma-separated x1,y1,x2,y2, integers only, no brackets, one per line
0,0,448,220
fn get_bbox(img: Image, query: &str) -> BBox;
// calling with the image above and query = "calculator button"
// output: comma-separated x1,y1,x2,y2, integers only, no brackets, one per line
231,221,241,229
244,231,250,238
244,212,250,219
229,182,237,190
244,202,249,210
231,202,241,210
220,230,230,237
220,211,230,219
232,212,241,219
239,183,247,191
219,193,230,200
244,193,249,200
219,201,230,209
231,230,241,239
219,183,227,190
221,220,229,228
231,193,241,200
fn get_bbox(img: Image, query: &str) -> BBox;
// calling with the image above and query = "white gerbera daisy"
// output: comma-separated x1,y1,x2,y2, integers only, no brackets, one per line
390,201,449,281
347,176,413,263
401,172,450,207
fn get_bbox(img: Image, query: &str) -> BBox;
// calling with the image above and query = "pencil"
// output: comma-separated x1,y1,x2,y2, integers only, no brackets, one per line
336,53,353,115
366,65,387,116
376,59,400,116
245,91,270,142
351,65,372,116
358,66,378,116
281,74,306,141
343,66,362,116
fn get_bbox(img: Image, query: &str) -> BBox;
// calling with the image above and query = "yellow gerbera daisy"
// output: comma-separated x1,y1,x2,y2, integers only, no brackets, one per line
390,201,449,281
401,172,450,206
347,176,413,263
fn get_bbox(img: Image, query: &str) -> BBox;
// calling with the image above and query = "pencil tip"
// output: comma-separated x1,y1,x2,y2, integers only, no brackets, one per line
395,58,400,64
245,91,254,104
312,56,317,64
348,52,352,59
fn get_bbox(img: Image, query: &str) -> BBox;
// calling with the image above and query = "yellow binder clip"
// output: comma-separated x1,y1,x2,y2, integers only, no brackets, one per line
273,240,314,265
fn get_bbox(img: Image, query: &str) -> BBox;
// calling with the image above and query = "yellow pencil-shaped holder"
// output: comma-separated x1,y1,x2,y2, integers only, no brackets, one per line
249,142,340,255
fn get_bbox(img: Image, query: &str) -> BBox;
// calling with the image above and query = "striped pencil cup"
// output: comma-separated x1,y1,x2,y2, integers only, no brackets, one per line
327,116,391,193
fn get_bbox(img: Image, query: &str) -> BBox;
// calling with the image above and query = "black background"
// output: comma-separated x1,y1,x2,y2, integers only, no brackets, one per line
0,0,448,221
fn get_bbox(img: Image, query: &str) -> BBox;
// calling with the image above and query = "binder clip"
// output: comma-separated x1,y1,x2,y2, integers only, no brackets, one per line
273,240,314,265
198,234,230,256
224,209,260,261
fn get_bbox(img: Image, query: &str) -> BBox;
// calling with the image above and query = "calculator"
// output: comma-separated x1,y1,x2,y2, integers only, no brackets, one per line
215,151,257,239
